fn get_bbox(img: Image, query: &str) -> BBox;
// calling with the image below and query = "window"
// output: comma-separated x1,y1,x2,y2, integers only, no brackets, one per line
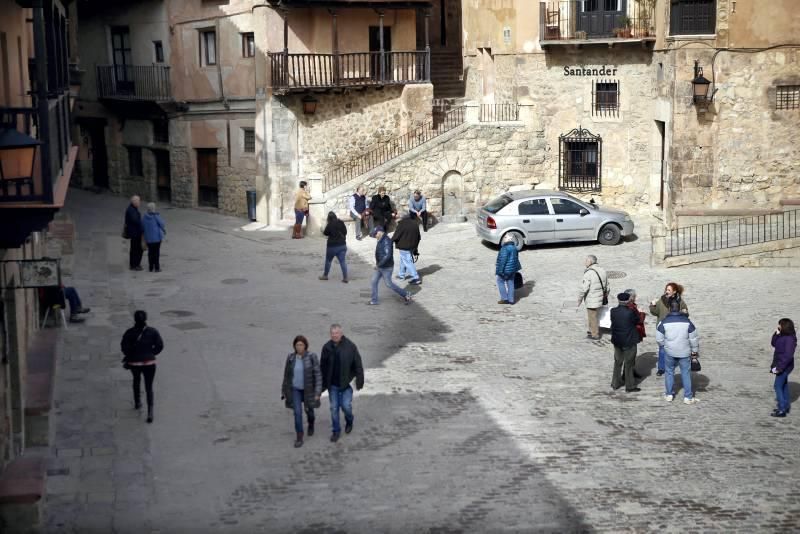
241,32,255,58
243,128,255,153
127,146,143,176
153,120,169,144
550,198,585,215
593,80,619,116
776,85,800,110
559,127,602,192
518,199,550,216
200,29,217,66
670,0,716,35
483,195,513,214
154,41,164,63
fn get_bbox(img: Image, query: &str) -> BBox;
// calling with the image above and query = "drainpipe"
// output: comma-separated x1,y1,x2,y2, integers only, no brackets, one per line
215,17,227,109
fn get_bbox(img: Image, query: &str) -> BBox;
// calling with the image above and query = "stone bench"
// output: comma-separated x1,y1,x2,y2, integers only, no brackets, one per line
0,455,46,532
24,330,59,447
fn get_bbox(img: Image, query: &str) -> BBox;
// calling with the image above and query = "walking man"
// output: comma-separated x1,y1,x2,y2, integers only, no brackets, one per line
392,212,422,285
578,255,609,340
656,299,700,404
320,324,364,443
408,190,429,232
610,292,643,392
349,185,368,240
368,226,412,305
124,195,144,271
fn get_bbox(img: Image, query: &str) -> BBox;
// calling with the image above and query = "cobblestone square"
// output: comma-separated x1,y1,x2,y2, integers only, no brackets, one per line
43,191,799,533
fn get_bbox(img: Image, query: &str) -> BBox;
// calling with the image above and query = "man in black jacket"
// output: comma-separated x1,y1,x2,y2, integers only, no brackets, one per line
610,292,643,392
369,187,396,232
124,195,144,271
369,226,411,306
320,324,364,442
391,212,422,285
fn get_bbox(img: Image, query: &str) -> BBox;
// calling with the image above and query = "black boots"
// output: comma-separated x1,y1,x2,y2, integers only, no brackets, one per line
307,419,315,437
294,432,304,448
146,405,154,424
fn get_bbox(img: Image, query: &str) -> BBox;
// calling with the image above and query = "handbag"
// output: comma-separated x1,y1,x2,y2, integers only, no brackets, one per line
122,225,129,239
589,268,608,305
690,355,701,372
513,272,523,290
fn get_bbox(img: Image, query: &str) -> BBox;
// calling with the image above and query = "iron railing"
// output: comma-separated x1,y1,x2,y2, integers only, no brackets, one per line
558,127,602,192
479,103,520,122
540,0,655,41
96,65,172,101
666,209,800,257
324,106,465,192
269,50,430,92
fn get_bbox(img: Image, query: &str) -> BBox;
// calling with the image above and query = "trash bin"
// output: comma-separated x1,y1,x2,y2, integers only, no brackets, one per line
246,189,257,221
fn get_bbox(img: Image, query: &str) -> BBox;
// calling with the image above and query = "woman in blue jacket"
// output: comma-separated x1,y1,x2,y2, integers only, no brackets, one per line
770,318,796,417
142,202,166,272
495,234,521,305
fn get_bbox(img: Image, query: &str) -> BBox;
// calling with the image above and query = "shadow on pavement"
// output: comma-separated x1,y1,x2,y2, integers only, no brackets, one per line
516,280,536,301
416,263,442,277
636,351,657,377
216,390,592,532
788,381,800,403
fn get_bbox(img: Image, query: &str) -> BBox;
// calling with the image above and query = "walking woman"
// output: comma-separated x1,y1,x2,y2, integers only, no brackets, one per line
650,282,688,376
121,310,164,423
281,335,322,447
142,202,166,272
293,181,312,239
770,318,796,417
495,233,521,305
319,211,349,283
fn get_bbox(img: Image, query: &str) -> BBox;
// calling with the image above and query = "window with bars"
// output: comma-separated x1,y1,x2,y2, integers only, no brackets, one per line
200,29,216,66
243,128,255,153
559,128,602,192
242,33,255,58
670,0,716,35
153,120,169,144
127,146,143,176
776,85,800,110
593,80,619,116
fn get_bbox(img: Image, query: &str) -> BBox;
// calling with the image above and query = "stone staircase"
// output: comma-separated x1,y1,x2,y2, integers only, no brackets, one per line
430,50,465,100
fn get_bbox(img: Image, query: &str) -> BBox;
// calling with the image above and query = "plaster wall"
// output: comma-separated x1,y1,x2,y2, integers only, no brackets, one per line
462,0,538,54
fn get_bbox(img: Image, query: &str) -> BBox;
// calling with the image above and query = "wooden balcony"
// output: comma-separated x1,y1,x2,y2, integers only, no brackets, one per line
268,51,430,94
96,65,172,102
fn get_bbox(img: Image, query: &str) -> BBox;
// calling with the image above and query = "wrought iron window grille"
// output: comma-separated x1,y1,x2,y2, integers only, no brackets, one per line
558,127,602,192
776,85,800,110
243,128,255,153
592,80,619,116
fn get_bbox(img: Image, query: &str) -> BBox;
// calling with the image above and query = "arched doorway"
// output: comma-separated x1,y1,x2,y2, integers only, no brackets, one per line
441,170,465,223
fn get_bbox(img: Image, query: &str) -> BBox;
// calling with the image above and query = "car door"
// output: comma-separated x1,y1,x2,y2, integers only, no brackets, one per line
516,198,555,243
548,197,595,241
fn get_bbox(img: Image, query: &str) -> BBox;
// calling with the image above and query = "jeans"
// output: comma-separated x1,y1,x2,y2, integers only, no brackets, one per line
328,384,353,434
294,209,306,225
657,345,666,372
398,250,419,281
130,364,156,407
324,244,348,278
664,355,692,399
351,214,363,239
496,275,514,303
612,345,638,390
774,366,793,412
147,241,161,271
63,287,82,315
370,267,408,303
292,387,315,433
129,236,143,268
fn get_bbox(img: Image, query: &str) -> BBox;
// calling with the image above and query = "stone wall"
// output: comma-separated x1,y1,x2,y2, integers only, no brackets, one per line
169,146,195,208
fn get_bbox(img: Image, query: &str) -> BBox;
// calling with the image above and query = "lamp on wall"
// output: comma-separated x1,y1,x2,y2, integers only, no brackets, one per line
0,128,40,192
691,60,712,108
302,94,318,115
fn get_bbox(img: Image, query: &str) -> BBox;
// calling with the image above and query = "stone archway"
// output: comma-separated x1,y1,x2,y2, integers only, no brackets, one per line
441,170,466,223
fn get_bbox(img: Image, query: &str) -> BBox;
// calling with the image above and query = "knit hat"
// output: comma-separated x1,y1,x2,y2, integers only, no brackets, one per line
617,292,630,302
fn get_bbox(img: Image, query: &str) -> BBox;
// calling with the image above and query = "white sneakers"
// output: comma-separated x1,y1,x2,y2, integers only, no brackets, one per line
664,394,674,402
683,397,700,405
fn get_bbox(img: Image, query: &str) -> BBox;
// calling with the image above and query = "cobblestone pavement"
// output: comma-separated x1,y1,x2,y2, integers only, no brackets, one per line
43,190,800,533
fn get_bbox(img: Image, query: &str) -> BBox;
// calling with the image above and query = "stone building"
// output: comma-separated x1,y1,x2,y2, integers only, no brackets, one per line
0,0,78,529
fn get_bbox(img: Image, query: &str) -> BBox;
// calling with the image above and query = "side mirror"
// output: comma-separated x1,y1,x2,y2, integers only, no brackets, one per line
579,208,589,216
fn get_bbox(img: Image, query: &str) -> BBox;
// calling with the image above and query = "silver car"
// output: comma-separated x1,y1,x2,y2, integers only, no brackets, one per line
475,190,635,250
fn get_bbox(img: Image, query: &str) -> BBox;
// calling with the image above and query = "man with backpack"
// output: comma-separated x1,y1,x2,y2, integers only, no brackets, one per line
578,255,609,340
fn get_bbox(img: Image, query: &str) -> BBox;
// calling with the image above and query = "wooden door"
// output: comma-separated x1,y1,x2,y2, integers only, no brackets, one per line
111,27,133,94
368,27,392,81
197,149,218,207
84,119,108,188
155,150,171,202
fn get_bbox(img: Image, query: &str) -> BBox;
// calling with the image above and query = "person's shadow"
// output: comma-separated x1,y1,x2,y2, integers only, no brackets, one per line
635,351,657,379
515,281,536,302
789,382,800,411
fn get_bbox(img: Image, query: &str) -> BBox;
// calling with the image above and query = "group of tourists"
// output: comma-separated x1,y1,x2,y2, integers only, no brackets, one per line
124,195,167,272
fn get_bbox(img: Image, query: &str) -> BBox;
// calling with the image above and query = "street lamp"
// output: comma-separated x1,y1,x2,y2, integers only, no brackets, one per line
691,60,712,108
0,127,40,196
302,94,318,115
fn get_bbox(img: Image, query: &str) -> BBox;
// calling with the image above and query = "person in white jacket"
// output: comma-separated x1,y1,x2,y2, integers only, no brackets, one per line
577,255,609,340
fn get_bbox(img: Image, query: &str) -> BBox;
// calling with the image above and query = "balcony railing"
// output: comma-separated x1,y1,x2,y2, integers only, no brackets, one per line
96,65,172,101
0,93,71,204
540,1,655,42
269,50,430,92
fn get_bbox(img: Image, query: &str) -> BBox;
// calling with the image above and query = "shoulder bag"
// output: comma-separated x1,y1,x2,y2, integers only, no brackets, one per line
590,268,609,305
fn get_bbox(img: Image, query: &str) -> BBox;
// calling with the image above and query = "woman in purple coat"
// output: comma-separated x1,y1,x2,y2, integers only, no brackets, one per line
770,318,796,417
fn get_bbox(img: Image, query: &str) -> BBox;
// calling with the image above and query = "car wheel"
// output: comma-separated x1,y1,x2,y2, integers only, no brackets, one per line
598,224,621,246
504,231,525,251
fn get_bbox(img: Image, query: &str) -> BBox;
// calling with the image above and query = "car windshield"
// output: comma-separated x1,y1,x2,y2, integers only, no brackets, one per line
484,195,513,214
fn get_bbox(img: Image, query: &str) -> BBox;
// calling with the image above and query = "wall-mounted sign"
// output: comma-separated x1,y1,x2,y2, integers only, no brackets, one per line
564,65,619,77
0,258,61,288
